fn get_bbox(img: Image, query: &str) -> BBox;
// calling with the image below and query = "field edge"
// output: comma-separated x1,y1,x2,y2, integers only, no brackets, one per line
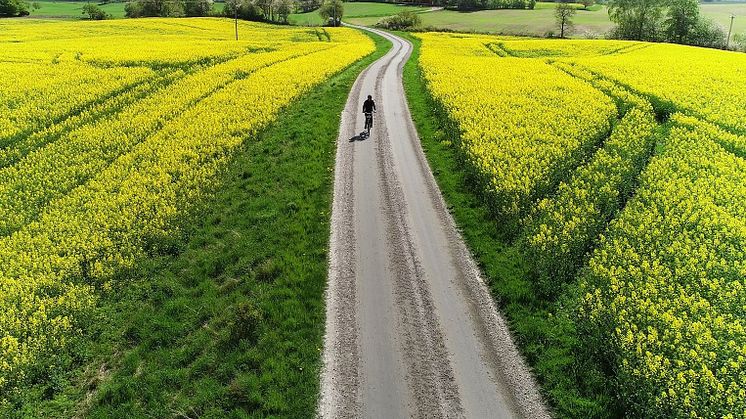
8,29,391,419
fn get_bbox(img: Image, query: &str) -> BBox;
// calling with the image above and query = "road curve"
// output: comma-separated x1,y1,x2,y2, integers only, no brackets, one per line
319,28,550,419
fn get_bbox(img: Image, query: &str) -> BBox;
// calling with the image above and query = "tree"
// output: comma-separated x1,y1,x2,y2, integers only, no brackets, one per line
273,0,292,23
296,0,320,13
607,0,667,41
0,0,30,17
223,0,263,21
688,17,726,48
82,3,110,19
125,0,185,17
184,0,213,16
254,0,272,20
555,0,577,38
580,0,595,10
376,10,422,30
664,0,699,43
318,0,342,26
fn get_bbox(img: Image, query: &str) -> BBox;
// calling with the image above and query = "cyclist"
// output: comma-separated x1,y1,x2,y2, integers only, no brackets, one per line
362,95,376,135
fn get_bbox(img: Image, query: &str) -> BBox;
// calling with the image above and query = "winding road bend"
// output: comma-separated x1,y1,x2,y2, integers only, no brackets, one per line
319,28,549,419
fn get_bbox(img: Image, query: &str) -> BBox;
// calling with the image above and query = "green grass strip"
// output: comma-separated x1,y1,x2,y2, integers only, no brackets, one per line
13,31,390,419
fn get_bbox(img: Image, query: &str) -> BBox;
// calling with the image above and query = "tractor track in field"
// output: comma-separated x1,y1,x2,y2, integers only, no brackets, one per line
319,27,549,419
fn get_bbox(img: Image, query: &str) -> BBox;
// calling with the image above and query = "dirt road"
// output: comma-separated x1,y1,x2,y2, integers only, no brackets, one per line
319,28,549,418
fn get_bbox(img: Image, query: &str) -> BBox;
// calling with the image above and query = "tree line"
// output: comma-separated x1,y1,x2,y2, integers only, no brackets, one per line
553,0,730,49
607,0,726,47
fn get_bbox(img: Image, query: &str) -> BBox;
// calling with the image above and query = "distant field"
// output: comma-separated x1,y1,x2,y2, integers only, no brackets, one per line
28,0,127,18
26,0,226,19
18,0,746,36
347,1,746,38
290,2,428,26
702,2,746,34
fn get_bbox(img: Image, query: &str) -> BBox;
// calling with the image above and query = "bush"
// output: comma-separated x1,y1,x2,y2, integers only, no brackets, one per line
82,3,110,19
318,0,343,27
447,0,533,10
733,32,746,52
0,0,29,16
184,0,212,16
376,11,422,30
223,0,263,21
125,0,185,17
687,17,726,48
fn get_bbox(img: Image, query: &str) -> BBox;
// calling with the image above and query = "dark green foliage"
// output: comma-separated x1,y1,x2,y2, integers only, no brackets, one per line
608,0,727,47
297,0,321,13
318,0,343,26
376,11,422,30
607,0,667,41
185,0,213,16
13,32,389,419
0,0,29,16
223,0,263,20
82,3,110,19
688,16,727,48
447,0,534,11
125,0,186,17
664,0,699,42
222,0,291,22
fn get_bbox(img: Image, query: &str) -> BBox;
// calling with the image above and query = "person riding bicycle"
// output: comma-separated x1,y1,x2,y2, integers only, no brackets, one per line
362,95,376,134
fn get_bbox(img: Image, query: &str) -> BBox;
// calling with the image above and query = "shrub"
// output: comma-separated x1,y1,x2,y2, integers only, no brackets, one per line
376,11,422,31
184,0,212,16
318,0,343,27
688,17,726,48
82,3,110,20
0,0,29,17
733,32,746,52
125,0,185,17
223,0,263,21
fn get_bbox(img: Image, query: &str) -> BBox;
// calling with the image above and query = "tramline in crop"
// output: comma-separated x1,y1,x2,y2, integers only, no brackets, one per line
417,32,746,417
0,18,373,406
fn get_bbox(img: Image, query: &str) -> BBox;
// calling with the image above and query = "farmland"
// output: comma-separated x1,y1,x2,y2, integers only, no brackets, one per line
27,1,128,18
410,33,746,416
0,17,376,415
289,1,428,26
346,2,746,38
18,1,746,40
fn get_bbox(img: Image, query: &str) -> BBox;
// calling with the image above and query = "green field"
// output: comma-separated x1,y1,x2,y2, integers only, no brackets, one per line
18,0,746,37
348,2,746,38
28,1,127,18
290,2,429,26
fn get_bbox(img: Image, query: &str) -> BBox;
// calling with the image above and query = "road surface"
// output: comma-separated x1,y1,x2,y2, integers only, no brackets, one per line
319,28,549,419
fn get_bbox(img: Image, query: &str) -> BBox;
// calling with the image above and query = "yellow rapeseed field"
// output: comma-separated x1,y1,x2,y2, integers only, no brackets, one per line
0,18,373,405
417,33,746,417
418,33,617,224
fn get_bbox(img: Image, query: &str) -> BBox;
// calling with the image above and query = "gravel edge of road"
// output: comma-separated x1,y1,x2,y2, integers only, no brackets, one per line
317,60,369,419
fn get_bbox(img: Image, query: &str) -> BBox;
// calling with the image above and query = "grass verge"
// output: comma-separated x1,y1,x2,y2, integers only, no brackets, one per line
399,32,619,418
14,30,390,419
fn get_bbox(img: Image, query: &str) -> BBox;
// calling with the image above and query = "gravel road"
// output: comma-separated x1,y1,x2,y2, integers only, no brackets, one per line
319,28,550,419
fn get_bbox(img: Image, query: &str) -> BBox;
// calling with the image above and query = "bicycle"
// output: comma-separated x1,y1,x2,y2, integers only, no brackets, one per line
364,111,374,136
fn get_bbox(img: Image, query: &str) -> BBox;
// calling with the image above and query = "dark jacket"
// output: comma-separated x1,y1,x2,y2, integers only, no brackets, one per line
363,99,376,113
